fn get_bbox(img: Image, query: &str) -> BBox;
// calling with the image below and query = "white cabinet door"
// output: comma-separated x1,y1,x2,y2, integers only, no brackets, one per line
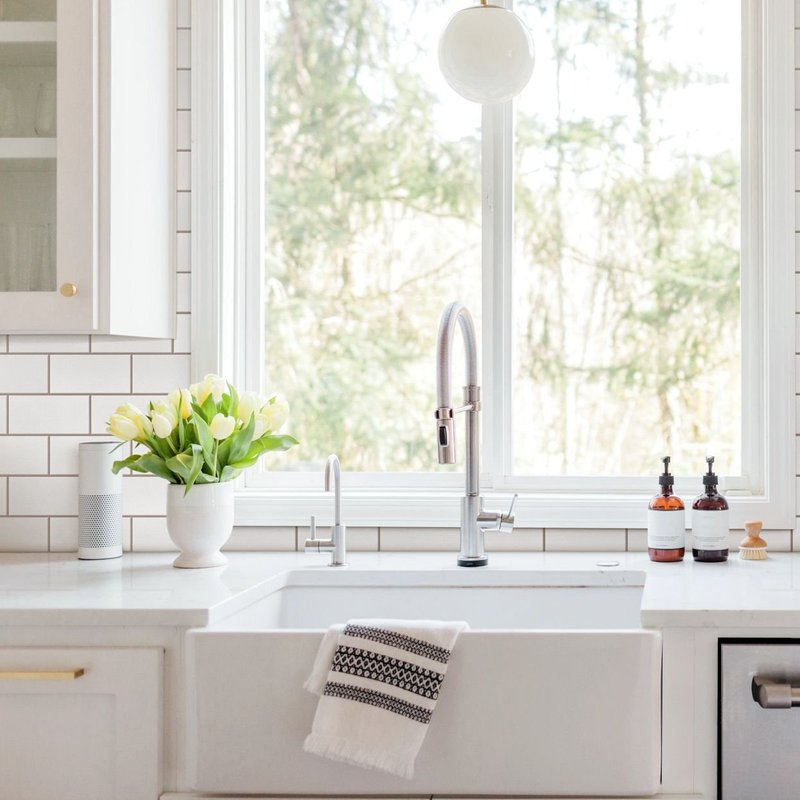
0,0,96,330
0,647,162,800
0,0,175,336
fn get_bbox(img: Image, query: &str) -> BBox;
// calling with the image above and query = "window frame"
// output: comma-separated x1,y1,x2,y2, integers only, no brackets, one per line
192,0,795,530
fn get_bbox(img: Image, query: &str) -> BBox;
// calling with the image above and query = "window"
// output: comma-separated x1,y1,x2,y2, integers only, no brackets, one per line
262,1,481,477
193,0,794,528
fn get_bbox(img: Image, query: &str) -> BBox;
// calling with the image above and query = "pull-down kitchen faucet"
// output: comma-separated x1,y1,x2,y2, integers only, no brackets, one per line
435,301,516,566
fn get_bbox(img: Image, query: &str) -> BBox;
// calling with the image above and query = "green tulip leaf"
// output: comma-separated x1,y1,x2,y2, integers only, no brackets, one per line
219,465,242,483
136,453,178,483
111,453,142,475
201,393,217,421
147,435,173,462
227,382,239,419
191,401,210,424
166,444,205,492
192,413,214,463
228,456,259,470
226,412,256,465
256,433,299,454
229,434,298,471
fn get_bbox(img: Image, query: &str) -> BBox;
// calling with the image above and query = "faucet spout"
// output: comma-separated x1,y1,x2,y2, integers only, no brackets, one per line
436,301,479,411
304,454,347,567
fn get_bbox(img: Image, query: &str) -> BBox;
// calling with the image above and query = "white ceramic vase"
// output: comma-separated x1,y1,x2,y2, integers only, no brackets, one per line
166,482,234,568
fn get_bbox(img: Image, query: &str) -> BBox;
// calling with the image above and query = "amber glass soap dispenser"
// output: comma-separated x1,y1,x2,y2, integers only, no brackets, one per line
691,456,729,562
647,456,685,562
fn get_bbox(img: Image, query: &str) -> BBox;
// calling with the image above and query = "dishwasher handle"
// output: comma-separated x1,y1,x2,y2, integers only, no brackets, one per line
752,676,800,709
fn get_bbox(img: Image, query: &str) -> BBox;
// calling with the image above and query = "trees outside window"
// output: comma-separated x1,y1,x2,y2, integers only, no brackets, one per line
263,0,741,478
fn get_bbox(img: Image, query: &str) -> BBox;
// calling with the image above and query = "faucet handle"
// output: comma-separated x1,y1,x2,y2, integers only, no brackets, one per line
506,494,518,519
305,515,334,554
477,494,518,534
499,494,518,534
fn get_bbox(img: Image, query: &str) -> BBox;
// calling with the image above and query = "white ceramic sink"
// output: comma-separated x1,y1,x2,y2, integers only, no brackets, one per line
211,569,645,630
186,568,661,797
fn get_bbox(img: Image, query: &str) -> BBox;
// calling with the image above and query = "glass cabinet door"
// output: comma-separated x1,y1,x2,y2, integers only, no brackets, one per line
0,0,95,330
0,0,56,292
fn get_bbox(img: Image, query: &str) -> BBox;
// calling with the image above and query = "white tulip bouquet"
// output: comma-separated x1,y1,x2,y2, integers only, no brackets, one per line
107,374,298,492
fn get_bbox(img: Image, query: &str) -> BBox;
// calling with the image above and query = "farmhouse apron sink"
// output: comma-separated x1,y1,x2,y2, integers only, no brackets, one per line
186,568,661,796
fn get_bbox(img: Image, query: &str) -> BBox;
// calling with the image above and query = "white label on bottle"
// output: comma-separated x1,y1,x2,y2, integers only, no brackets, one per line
647,509,685,549
692,508,730,551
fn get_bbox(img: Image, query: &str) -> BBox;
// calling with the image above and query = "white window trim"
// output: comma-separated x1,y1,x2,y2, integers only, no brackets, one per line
192,0,795,530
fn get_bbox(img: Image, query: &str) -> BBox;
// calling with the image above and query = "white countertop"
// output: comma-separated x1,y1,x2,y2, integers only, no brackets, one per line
0,550,799,628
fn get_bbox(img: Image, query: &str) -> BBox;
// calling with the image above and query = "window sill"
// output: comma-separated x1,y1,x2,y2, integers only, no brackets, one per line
233,487,792,530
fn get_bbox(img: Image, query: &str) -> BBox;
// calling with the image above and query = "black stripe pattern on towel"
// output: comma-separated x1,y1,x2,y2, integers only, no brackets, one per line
330,646,445,699
320,624,458,724
323,681,433,724
343,623,452,664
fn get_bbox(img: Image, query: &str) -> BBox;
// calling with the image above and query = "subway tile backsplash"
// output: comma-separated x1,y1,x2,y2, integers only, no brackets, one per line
9,395,90,434
0,7,796,554
50,355,131,394
131,354,191,394
0,355,48,393
545,529,626,553
0,436,48,475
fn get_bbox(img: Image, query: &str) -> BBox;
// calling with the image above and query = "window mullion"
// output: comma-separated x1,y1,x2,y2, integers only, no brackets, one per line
481,99,514,492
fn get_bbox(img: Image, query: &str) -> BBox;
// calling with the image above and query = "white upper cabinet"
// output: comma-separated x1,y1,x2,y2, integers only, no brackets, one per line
0,0,174,336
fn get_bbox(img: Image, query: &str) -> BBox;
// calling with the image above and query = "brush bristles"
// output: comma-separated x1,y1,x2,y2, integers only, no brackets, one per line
739,547,768,560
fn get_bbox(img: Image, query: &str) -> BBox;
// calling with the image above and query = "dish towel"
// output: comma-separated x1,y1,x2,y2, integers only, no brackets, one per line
303,618,468,779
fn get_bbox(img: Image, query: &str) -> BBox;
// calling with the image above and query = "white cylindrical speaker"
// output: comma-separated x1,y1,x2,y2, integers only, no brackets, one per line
78,441,123,560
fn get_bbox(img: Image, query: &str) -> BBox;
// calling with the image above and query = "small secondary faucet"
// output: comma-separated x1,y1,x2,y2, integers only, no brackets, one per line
304,454,347,566
435,301,516,567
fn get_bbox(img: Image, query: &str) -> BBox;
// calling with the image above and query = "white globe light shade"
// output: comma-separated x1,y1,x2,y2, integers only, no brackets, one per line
438,5,535,104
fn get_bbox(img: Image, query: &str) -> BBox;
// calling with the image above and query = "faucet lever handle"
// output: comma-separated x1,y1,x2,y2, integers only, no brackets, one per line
309,515,317,541
498,494,518,534
505,494,518,521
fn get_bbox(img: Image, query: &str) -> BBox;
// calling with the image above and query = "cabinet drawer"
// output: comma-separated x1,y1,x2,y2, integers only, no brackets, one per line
0,647,162,800
720,640,800,800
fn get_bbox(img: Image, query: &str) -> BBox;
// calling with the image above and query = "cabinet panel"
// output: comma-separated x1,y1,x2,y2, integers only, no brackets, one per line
0,647,162,800
720,640,800,800
0,0,175,336
1,694,115,799
0,1,95,330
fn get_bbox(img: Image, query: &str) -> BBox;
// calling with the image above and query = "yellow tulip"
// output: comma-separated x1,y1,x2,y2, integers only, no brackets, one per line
110,403,153,440
107,413,141,441
209,413,236,441
167,388,192,420
190,374,227,405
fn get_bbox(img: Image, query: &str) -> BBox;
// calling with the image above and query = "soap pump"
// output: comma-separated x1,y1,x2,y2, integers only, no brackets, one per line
691,456,729,562
647,456,685,562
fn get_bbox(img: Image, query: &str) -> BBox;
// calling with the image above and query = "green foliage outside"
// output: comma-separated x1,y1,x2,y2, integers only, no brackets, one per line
263,0,740,476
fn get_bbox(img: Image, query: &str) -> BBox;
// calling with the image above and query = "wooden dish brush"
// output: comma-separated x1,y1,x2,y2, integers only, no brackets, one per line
739,520,767,560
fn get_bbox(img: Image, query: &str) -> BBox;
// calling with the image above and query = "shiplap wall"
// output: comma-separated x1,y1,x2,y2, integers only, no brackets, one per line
0,2,794,554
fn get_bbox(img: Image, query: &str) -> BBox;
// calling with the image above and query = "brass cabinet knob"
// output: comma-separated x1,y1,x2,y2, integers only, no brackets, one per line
60,283,78,297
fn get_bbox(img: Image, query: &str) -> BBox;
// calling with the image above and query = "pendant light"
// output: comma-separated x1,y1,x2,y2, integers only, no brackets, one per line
438,0,535,105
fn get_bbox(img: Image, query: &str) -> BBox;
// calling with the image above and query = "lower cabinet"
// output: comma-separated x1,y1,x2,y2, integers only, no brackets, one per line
0,647,162,800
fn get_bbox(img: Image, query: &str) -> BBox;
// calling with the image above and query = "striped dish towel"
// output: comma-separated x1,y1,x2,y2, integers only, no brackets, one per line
303,619,468,779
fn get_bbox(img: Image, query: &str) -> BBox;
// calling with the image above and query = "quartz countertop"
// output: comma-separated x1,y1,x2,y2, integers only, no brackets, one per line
0,550,799,628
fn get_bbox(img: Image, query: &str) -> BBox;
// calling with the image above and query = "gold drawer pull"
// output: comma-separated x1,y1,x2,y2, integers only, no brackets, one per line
0,669,85,681
60,283,78,297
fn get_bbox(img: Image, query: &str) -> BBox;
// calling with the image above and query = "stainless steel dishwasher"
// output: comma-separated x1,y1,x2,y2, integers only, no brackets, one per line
719,639,800,799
